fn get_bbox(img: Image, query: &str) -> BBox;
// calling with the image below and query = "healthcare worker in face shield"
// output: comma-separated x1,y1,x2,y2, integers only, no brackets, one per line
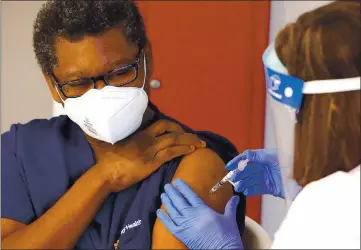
156,1,361,249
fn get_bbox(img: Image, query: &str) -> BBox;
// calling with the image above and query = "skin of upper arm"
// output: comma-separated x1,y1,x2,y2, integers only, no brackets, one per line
1,218,27,240
152,148,234,249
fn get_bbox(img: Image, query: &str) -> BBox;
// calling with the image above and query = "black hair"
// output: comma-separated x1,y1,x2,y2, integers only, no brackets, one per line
33,0,147,73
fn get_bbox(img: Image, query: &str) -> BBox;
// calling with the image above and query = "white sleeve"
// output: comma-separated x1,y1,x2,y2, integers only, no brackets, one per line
271,167,360,249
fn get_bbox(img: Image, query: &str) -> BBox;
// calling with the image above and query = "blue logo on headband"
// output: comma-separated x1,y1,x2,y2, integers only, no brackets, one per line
264,66,305,110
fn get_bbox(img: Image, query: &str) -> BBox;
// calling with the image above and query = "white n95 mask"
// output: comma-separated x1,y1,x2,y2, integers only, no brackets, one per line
55,56,149,144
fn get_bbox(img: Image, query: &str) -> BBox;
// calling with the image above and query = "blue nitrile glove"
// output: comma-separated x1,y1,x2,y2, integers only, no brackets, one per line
225,149,285,198
157,179,244,250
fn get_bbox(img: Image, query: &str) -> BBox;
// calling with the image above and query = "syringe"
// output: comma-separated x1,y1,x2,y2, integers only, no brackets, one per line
209,159,249,194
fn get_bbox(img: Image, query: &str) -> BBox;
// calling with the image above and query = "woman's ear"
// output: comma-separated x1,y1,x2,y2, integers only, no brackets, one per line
43,72,63,104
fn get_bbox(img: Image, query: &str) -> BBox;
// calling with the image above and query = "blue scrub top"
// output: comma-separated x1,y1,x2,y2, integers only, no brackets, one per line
1,103,246,249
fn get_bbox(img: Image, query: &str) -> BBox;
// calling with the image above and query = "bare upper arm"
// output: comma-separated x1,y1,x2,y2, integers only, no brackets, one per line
1,218,27,240
152,148,234,249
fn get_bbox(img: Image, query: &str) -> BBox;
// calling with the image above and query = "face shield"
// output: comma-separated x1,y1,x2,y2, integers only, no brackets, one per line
262,43,360,203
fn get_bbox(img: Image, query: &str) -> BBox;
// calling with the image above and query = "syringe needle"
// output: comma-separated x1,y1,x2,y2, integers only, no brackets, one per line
209,159,249,194
209,174,232,194
209,182,222,194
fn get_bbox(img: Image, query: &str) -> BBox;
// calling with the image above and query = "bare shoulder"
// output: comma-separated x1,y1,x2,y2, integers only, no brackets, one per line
152,148,234,249
175,148,233,212
178,148,226,173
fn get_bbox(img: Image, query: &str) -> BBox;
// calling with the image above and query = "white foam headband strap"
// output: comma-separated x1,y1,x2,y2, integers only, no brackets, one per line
303,77,360,94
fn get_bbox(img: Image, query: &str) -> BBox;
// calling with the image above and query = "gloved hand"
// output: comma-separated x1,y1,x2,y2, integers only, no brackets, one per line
225,149,285,198
157,179,244,250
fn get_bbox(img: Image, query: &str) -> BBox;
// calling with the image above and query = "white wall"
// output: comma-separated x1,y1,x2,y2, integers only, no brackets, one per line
1,1,51,133
261,0,333,239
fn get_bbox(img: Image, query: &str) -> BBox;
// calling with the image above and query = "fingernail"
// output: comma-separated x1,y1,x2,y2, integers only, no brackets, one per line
173,178,182,184
164,184,171,190
173,178,183,187
201,141,207,147
160,193,165,199
190,146,195,151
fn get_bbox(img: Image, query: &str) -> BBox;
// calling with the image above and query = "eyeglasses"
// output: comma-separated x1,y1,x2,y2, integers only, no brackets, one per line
51,50,143,98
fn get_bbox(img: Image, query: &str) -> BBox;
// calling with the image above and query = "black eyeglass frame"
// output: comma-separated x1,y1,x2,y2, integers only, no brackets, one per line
51,49,143,98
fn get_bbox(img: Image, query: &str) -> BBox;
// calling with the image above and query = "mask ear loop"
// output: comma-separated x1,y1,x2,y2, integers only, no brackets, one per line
141,51,147,89
52,78,66,104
